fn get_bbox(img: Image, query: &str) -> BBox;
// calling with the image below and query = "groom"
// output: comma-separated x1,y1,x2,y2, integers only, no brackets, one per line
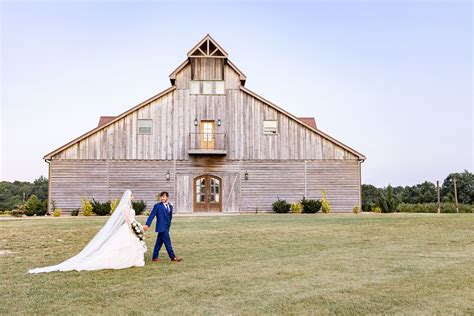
144,192,182,262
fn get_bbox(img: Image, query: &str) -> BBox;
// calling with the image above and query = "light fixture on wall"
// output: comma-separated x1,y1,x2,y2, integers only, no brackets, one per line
194,119,198,126
166,171,170,181
217,119,221,126
244,171,249,180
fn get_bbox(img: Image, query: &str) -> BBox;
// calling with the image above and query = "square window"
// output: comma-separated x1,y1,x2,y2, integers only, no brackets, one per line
202,81,213,94
138,119,152,134
263,120,278,134
190,81,200,94
215,81,225,94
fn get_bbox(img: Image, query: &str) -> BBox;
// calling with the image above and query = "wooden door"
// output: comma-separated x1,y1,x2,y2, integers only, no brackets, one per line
200,121,215,149
193,175,222,212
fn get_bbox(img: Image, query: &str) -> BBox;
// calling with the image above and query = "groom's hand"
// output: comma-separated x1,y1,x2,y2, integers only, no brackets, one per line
143,225,149,231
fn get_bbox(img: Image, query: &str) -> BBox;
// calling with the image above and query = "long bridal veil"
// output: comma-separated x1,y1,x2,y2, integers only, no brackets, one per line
28,190,133,274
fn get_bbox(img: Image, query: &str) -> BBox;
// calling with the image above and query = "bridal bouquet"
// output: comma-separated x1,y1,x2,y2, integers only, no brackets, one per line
130,220,144,241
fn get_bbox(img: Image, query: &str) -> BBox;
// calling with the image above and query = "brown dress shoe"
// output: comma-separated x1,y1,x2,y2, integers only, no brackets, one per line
152,258,161,262
171,256,182,262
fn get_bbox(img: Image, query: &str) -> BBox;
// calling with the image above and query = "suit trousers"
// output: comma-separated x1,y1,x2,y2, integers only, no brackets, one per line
152,229,176,260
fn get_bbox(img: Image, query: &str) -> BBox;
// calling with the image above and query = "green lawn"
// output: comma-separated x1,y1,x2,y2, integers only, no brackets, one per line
1,213,473,315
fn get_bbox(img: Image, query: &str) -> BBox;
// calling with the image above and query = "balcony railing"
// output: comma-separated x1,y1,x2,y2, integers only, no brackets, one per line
188,133,227,155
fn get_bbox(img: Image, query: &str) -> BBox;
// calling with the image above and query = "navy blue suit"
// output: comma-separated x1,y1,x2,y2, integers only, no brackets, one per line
146,202,176,260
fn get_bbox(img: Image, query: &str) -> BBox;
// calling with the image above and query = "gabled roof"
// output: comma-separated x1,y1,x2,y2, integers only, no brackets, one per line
169,34,246,85
97,116,117,127
297,117,317,129
241,86,366,160
187,34,228,58
43,86,176,160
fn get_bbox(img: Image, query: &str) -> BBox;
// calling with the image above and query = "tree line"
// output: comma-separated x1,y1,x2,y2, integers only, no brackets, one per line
362,170,473,212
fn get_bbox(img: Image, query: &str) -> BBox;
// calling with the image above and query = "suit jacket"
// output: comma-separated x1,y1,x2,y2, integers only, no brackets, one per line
146,202,173,233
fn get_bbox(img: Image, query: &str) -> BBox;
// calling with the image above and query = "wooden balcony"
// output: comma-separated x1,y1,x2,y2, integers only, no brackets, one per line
188,133,227,155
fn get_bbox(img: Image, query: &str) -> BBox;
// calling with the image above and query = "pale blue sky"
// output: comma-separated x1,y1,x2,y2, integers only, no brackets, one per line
1,0,472,187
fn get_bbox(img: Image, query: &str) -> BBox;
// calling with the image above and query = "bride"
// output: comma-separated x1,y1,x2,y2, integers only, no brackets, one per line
29,190,146,273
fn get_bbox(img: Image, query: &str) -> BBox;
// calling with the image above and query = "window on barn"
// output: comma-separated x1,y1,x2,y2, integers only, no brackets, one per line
263,120,278,134
215,81,225,94
138,119,152,134
190,80,225,95
202,81,213,94
190,81,200,94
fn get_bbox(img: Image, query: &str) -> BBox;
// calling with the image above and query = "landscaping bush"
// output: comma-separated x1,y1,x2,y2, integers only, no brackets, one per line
321,191,332,214
397,203,473,213
91,199,111,216
81,198,93,216
71,208,80,216
110,198,120,214
353,206,361,214
301,197,321,213
132,200,147,215
53,208,62,217
272,199,291,213
11,209,24,217
372,206,382,213
25,195,40,216
36,200,48,216
290,202,303,214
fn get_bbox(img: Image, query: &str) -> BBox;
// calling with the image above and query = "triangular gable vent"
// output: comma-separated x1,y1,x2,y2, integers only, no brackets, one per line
188,34,228,58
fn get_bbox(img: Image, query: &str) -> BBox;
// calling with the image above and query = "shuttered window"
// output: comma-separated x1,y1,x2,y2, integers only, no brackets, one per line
263,120,278,134
138,119,152,134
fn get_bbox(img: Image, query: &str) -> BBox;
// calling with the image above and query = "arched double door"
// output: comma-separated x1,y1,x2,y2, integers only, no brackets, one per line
193,175,222,212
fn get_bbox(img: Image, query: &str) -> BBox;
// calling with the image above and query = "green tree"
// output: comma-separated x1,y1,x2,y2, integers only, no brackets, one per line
362,184,380,212
441,170,474,204
378,185,400,213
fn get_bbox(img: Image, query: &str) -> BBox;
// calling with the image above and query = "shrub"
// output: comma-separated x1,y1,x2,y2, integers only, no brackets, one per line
301,197,321,214
81,198,93,216
110,198,120,214
11,209,24,217
290,202,303,214
71,208,80,216
91,199,111,216
25,195,39,216
372,206,382,213
144,209,151,216
353,206,361,214
321,191,332,214
132,200,147,215
36,200,48,216
378,185,400,213
53,208,62,217
272,199,291,213
397,203,473,213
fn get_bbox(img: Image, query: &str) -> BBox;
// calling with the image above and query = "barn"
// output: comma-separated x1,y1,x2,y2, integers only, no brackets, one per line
44,34,366,213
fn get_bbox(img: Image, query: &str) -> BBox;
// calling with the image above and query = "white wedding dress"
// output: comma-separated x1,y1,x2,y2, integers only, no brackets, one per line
29,190,146,273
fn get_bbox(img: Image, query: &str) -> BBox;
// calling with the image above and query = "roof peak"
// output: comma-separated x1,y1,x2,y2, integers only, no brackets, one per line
187,34,228,58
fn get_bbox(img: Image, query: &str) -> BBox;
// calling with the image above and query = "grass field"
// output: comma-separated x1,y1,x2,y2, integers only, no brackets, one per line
1,213,473,314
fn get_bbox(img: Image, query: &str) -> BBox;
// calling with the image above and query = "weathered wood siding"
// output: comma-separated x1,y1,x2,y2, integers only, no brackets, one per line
54,64,357,161
51,158,359,213
240,160,359,212
51,160,174,211
191,58,224,80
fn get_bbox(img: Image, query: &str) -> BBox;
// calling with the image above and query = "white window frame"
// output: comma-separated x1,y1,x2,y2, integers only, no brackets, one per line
263,120,278,135
137,119,153,134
